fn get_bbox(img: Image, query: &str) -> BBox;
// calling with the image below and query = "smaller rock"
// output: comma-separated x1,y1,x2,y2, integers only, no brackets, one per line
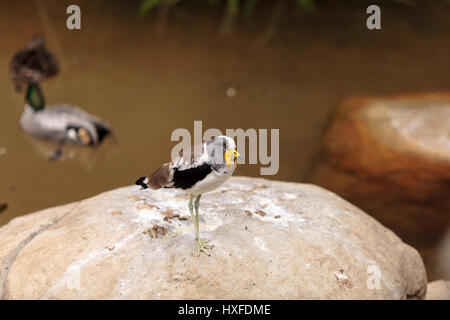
309,93,450,279
426,280,450,300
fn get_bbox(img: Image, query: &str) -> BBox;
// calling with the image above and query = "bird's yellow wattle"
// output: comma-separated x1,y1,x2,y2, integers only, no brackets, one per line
224,148,241,167
225,150,232,167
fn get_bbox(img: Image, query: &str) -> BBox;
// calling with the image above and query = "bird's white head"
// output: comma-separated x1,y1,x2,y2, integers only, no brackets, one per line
206,135,241,170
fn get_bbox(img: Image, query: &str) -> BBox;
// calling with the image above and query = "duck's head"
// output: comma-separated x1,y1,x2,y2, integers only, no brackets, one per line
10,35,59,92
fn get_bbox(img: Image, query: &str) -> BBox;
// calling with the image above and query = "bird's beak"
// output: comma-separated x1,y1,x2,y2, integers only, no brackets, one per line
235,150,243,160
225,149,242,167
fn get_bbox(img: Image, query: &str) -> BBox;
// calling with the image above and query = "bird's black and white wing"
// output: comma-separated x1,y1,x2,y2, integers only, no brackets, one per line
137,141,211,190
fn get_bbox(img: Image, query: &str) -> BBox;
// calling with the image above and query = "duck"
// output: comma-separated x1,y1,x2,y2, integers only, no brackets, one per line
10,36,114,160
19,83,114,160
135,136,242,256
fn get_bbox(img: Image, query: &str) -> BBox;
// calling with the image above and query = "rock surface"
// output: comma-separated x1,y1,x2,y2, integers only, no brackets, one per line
0,177,427,299
309,93,450,279
426,280,450,300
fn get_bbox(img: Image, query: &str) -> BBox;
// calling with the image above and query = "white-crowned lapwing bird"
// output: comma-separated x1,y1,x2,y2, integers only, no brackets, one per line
136,136,242,256
10,36,114,160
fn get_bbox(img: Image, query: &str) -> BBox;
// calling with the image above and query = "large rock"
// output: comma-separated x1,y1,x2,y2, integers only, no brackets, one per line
0,177,426,299
309,93,450,279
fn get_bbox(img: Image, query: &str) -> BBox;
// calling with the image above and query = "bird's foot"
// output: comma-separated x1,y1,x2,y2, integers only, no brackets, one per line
195,238,212,256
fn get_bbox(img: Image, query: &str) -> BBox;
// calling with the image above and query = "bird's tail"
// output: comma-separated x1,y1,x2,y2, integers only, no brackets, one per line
93,122,116,144
135,176,149,190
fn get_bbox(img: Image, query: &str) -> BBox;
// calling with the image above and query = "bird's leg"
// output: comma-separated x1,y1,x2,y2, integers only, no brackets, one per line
194,194,211,256
194,194,201,233
188,194,196,227
49,144,63,161
188,195,201,253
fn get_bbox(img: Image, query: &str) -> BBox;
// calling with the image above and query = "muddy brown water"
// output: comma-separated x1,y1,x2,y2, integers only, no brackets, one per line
0,0,449,279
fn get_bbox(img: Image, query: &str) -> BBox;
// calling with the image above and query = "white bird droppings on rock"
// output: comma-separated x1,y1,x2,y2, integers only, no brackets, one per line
253,237,268,251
